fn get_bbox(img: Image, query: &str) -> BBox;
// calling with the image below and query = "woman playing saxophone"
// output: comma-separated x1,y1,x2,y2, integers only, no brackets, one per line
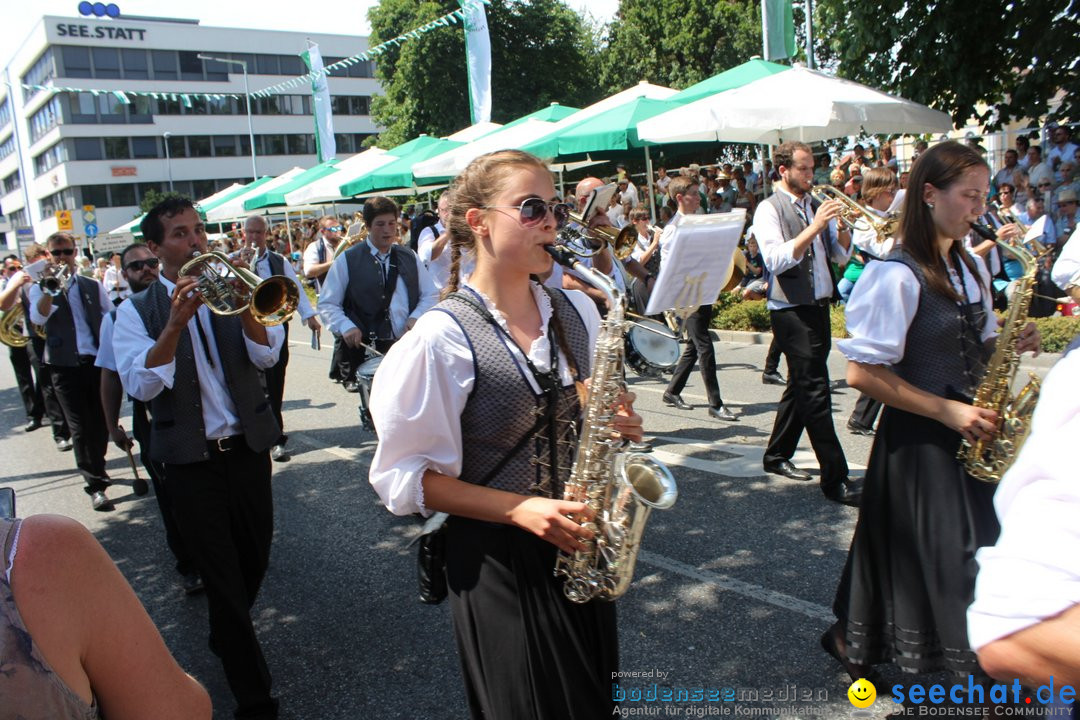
367,150,643,720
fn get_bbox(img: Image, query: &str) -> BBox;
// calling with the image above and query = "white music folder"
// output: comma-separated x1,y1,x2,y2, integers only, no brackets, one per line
645,210,745,316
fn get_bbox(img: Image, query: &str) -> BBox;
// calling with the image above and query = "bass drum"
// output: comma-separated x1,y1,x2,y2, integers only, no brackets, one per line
625,319,679,378
355,356,383,432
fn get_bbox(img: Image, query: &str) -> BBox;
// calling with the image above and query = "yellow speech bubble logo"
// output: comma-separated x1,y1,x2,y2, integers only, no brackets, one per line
847,678,877,708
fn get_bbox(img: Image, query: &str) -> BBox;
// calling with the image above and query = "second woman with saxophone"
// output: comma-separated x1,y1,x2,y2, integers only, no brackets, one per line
368,150,643,720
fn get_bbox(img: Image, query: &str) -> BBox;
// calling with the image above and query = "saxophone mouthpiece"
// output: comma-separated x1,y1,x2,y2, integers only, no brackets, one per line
544,244,578,268
969,222,997,241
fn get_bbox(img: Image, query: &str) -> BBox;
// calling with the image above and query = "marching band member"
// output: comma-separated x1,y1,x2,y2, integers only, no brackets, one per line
368,150,643,719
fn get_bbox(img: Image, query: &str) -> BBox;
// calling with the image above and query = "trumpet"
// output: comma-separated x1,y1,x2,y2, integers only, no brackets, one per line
180,251,298,326
38,263,71,297
556,211,638,261
810,185,899,245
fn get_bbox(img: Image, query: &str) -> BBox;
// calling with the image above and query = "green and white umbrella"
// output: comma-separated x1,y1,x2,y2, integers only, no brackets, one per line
205,168,305,222
243,160,340,211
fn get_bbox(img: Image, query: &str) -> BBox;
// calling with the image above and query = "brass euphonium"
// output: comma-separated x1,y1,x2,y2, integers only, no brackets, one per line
557,211,638,261
0,306,39,348
810,185,900,246
179,250,298,326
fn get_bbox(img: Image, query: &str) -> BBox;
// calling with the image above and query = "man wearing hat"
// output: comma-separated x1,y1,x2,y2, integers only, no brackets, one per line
1056,188,1080,239
714,172,737,213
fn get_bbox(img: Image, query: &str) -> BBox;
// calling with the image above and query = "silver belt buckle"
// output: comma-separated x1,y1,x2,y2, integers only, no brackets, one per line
214,437,230,452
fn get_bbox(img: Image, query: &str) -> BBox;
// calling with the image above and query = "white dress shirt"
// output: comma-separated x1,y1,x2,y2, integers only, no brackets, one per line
95,311,117,372
1047,141,1079,171
368,281,600,517
102,266,130,303
968,347,1080,651
29,275,110,356
1052,225,1080,291
837,254,997,366
417,222,476,291
752,187,852,310
301,237,338,292
252,250,316,321
113,275,284,440
317,243,438,338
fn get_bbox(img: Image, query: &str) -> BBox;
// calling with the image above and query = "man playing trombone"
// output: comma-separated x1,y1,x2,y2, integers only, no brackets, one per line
29,232,112,511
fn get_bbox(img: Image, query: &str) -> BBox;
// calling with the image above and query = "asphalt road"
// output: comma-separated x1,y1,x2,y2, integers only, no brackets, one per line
0,324,1059,720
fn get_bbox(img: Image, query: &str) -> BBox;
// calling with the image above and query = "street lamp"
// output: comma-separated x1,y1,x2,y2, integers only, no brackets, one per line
197,54,258,183
162,131,174,192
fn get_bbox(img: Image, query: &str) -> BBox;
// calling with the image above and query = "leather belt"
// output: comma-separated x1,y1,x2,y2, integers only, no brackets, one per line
208,435,246,453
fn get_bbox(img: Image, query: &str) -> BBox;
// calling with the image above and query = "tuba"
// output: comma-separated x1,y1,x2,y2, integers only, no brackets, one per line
958,222,1041,483
810,185,900,246
545,243,678,603
0,306,44,348
180,251,298,326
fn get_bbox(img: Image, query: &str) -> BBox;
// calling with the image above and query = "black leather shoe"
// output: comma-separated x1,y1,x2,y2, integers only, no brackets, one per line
55,437,73,452
708,405,738,422
662,392,692,410
761,371,786,385
763,460,812,481
343,380,361,393
91,490,114,512
24,418,43,432
846,420,876,436
824,478,864,507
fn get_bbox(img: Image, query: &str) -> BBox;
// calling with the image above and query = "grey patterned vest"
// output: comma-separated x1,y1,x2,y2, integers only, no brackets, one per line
42,275,103,367
342,240,420,341
762,192,822,306
129,282,281,464
438,288,592,497
887,250,989,400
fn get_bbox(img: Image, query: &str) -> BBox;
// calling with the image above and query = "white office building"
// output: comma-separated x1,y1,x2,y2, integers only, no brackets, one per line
0,13,382,251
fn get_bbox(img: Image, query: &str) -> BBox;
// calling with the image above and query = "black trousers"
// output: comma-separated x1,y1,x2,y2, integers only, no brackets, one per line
665,303,724,408
48,360,109,493
763,336,783,376
848,392,882,430
328,334,350,382
131,401,194,576
9,345,42,421
763,304,848,490
28,336,69,441
163,442,277,719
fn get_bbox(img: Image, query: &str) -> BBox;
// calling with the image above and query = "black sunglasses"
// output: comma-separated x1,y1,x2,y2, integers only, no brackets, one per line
484,198,570,229
125,258,160,271
51,248,76,257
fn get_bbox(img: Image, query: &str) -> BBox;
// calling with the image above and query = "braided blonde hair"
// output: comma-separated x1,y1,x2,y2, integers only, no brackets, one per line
442,150,552,299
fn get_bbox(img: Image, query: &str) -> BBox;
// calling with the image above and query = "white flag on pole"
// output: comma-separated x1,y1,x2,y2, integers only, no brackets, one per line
461,1,492,124
301,42,337,162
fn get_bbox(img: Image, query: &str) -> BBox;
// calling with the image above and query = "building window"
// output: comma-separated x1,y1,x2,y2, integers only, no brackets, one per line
97,94,126,123
151,50,178,80
0,99,10,129
91,47,121,79
110,183,136,207
188,136,212,157
201,56,229,82
121,49,149,80
261,135,286,155
81,184,108,208
129,95,153,123
9,208,29,228
59,46,93,78
0,136,16,160
3,171,21,196
287,134,313,155
73,137,103,160
131,136,159,159
155,97,181,115
33,142,67,176
28,97,61,143
21,50,56,100
39,187,76,217
255,54,280,75
192,179,216,198
279,55,304,76
69,92,97,123
104,137,130,159
213,135,237,157
178,51,204,81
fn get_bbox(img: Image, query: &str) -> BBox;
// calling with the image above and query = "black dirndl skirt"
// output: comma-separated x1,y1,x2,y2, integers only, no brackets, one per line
832,406,1001,675
445,516,618,720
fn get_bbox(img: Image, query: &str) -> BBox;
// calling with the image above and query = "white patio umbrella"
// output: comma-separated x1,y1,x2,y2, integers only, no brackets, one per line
412,120,573,180
205,168,304,222
637,65,953,145
283,148,392,206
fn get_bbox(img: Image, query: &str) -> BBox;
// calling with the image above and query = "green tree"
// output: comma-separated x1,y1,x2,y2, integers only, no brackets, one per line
817,0,1080,129
138,189,191,215
597,0,762,92
367,0,602,149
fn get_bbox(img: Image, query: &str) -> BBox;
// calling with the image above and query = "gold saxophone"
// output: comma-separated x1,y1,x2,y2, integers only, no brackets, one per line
957,222,1041,483
544,244,678,603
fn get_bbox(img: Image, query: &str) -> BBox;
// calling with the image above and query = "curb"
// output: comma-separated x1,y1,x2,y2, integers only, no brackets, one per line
708,328,1064,370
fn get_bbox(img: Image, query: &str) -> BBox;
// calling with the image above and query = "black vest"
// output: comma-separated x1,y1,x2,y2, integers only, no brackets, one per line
888,250,989,401
761,192,829,306
129,282,281,464
342,241,420,341
438,288,591,497
42,275,104,367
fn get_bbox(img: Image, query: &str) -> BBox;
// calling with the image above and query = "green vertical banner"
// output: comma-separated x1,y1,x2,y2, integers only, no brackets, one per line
460,0,492,124
762,0,796,61
301,42,337,162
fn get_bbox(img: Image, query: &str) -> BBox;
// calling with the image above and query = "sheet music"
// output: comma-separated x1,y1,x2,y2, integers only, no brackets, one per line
645,210,745,316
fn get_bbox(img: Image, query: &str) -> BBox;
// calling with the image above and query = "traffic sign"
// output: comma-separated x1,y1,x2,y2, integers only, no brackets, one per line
55,210,73,231
84,222,99,238
82,205,96,224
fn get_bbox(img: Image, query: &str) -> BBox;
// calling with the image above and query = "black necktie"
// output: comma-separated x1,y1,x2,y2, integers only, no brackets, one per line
194,311,216,369
377,253,390,284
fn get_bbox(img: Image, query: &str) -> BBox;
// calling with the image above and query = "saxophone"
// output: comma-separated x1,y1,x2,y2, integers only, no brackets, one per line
544,245,678,603
957,223,1041,482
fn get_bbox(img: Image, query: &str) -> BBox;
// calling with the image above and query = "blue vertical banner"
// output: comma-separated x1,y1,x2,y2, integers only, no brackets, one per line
761,0,796,61
461,0,492,124
301,42,337,162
